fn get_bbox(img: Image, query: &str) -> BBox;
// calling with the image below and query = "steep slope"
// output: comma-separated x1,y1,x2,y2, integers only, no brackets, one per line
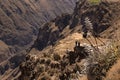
0,0,78,78
0,0,77,48
104,59,120,80
0,40,15,63
19,0,120,80
0,0,77,61
1,0,120,80
33,0,120,51
20,32,109,80
101,19,120,39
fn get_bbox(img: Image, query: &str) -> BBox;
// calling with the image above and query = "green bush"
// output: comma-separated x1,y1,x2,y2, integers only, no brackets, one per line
89,0,101,5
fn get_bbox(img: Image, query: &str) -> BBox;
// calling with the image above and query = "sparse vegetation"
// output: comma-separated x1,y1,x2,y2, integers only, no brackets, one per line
88,40,120,80
18,0,120,80
53,54,61,61
89,0,101,5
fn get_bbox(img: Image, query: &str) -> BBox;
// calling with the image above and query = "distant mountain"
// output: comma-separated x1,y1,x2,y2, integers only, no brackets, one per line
1,0,120,80
19,0,120,80
0,0,77,50
0,0,77,77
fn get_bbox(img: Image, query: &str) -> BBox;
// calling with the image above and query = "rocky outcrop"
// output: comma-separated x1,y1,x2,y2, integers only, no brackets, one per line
33,14,72,50
70,0,120,33
0,40,25,76
0,0,78,65
19,1,120,80
0,0,77,77
32,0,120,51
19,41,90,80
0,40,15,63
0,0,77,48
1,0,120,80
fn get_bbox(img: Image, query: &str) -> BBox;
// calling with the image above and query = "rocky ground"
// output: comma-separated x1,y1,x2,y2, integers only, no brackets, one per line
19,32,111,80
0,0,77,77
18,0,120,80
1,0,120,80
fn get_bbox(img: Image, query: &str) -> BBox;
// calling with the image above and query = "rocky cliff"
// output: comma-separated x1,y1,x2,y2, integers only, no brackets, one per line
19,0,120,80
33,0,120,51
1,0,120,80
0,0,78,78
0,0,77,48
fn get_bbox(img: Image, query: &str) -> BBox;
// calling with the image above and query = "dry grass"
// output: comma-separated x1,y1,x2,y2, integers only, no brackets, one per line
88,35,120,80
89,0,101,5
104,59,120,80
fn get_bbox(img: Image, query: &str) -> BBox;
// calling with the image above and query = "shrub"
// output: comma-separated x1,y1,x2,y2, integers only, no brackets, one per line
45,59,51,65
89,0,101,5
88,41,120,80
53,54,61,61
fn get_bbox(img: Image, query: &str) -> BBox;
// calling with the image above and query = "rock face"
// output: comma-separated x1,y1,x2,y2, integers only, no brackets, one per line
33,14,72,50
18,0,120,80
0,0,78,78
0,40,25,77
0,40,14,63
19,40,90,80
32,0,120,51
1,0,120,80
0,0,77,60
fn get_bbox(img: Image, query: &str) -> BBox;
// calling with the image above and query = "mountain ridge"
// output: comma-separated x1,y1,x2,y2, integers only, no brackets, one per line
19,0,120,80
0,0,78,78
